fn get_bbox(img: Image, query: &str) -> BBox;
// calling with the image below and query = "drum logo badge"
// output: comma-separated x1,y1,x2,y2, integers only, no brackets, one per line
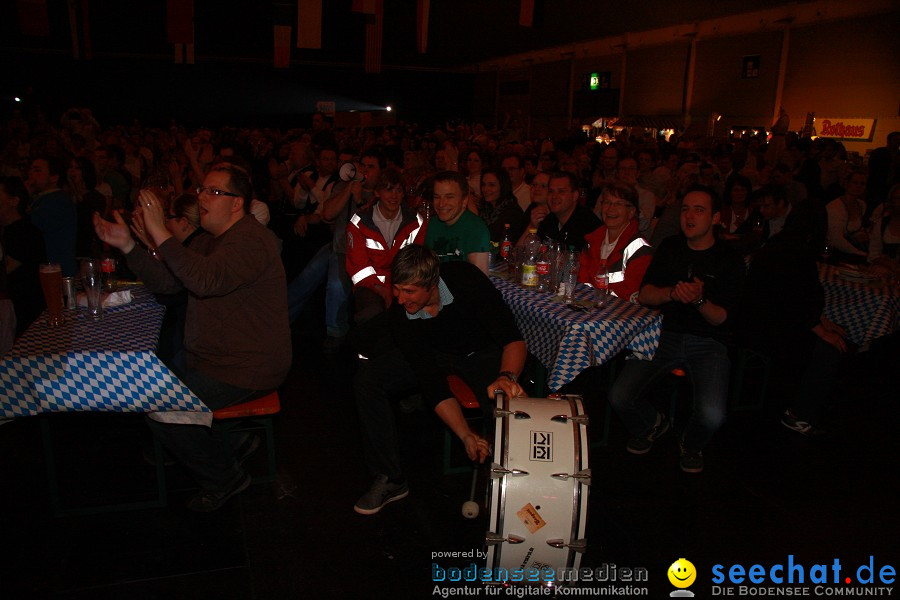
530,431,552,461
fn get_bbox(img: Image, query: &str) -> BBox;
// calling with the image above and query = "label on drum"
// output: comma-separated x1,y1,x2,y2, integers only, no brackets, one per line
516,503,547,534
530,431,552,461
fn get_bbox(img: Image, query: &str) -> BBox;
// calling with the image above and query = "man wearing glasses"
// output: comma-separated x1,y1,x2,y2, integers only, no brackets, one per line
93,164,291,511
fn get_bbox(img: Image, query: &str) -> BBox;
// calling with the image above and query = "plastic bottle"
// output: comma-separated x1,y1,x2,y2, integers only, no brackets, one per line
593,259,609,307
499,224,512,261
536,245,552,292
563,246,579,304
520,228,541,287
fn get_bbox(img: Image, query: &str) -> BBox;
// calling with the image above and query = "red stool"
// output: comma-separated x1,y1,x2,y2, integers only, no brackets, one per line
213,391,280,483
443,375,483,475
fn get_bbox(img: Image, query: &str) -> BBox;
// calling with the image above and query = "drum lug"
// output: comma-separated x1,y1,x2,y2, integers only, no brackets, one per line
486,532,526,545
550,414,589,425
550,469,592,485
491,465,530,477
546,538,587,552
493,409,531,419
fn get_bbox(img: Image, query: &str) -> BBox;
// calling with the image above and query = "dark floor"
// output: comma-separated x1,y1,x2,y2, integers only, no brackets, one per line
1,317,898,599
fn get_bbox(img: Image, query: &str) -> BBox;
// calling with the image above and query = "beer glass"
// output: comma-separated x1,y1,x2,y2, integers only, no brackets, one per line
39,263,64,326
80,259,103,321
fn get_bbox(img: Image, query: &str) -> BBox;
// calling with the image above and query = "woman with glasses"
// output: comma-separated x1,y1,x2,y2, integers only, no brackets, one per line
578,182,652,303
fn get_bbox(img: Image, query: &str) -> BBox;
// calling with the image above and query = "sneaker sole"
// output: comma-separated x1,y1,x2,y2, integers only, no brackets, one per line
353,489,409,515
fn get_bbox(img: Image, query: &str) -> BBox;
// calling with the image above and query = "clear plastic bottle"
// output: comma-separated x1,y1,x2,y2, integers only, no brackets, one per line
563,246,579,304
593,259,609,307
520,228,541,287
536,244,552,292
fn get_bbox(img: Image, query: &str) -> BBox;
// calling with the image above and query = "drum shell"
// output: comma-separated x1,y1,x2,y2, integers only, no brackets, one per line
484,395,589,586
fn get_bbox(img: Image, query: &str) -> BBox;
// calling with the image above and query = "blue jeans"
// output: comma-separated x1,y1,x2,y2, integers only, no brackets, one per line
146,368,262,492
609,331,730,450
286,244,350,337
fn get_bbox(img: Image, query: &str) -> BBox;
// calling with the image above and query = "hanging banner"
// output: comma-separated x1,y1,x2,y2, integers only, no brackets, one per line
274,25,292,68
297,0,322,49
519,0,534,27
166,0,194,44
416,0,429,54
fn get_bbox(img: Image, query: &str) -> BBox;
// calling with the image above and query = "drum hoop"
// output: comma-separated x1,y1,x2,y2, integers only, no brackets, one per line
488,392,511,572
567,395,588,569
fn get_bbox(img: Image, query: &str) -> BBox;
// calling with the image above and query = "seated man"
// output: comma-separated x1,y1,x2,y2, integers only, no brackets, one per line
519,172,600,252
346,167,425,322
425,170,491,274
93,164,291,511
578,182,652,303
609,186,745,473
353,245,525,514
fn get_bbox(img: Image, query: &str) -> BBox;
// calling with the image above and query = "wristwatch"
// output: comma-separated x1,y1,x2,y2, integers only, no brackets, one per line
499,371,518,383
692,296,706,307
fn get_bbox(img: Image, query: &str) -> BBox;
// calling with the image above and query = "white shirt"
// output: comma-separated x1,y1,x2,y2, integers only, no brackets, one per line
373,203,403,246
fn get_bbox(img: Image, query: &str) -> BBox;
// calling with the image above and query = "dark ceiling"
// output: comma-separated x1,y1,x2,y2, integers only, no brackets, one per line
3,0,797,70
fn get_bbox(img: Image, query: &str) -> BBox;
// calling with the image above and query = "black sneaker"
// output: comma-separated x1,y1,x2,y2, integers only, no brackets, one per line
626,412,670,455
354,474,409,515
781,409,826,437
679,445,704,473
186,471,251,512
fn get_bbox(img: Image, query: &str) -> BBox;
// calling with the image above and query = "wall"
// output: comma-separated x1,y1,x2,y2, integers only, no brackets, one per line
783,14,900,152
692,30,783,127
622,43,690,117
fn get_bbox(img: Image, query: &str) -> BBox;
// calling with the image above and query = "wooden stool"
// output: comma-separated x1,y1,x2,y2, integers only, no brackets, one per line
213,391,281,483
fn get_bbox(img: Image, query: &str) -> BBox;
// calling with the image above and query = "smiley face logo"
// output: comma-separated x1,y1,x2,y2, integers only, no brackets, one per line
668,558,696,588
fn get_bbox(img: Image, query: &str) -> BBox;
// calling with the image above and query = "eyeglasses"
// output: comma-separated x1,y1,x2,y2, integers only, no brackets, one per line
601,200,630,209
196,186,240,198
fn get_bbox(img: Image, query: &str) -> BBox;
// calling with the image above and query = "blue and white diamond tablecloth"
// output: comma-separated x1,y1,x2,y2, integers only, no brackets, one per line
0,286,210,425
819,264,899,348
491,276,662,391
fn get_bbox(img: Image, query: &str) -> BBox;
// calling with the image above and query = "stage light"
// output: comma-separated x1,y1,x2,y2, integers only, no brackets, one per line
385,106,392,112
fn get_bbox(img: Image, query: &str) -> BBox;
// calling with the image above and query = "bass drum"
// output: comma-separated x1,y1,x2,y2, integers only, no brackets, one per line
484,393,590,586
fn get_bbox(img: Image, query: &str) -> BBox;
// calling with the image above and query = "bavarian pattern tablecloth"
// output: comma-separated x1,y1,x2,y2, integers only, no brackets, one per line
0,286,209,424
491,276,662,391
819,264,899,348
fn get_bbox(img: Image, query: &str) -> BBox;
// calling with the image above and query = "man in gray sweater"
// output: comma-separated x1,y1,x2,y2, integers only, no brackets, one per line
94,164,291,511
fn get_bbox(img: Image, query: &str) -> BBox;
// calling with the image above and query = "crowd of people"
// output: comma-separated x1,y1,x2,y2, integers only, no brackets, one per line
1,104,898,511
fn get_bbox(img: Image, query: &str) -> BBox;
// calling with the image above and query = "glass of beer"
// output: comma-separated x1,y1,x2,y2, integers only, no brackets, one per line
39,263,64,326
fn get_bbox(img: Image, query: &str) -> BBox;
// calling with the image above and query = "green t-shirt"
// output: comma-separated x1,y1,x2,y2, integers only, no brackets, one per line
425,210,491,262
